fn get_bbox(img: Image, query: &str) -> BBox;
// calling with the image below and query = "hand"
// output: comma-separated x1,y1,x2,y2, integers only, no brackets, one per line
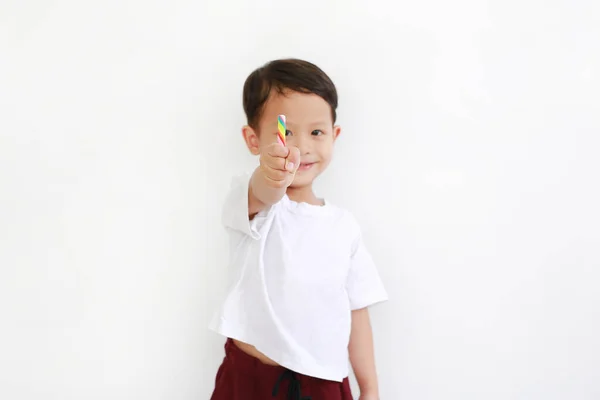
258,142,300,189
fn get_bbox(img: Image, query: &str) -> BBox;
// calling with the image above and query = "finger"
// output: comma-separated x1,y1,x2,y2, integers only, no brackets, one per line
260,164,288,182
263,154,287,171
286,147,301,172
266,142,290,159
260,168,288,189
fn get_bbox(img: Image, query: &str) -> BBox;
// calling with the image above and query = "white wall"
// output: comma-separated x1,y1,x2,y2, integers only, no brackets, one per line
1,0,599,399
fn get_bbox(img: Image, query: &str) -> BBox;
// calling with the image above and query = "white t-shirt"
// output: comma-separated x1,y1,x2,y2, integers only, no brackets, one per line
209,173,388,382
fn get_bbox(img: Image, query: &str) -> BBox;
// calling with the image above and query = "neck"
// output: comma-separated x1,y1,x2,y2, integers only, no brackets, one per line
286,185,323,206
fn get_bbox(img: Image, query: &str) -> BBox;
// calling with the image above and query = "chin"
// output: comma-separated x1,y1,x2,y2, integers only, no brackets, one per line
290,175,316,188
289,181,311,189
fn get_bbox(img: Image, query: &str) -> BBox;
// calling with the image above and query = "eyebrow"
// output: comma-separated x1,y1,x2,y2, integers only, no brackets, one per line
285,120,330,127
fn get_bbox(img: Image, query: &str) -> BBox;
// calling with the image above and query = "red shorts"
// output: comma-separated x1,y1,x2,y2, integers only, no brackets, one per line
210,339,353,400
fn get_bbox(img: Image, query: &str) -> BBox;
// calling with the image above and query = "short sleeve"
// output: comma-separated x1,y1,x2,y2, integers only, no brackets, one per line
346,227,388,310
221,173,260,239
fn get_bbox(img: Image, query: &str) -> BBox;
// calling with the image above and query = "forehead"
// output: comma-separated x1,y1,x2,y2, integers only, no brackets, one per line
259,90,333,129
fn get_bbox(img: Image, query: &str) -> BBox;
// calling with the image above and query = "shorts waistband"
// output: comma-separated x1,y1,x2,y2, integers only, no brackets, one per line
224,338,288,380
219,338,352,400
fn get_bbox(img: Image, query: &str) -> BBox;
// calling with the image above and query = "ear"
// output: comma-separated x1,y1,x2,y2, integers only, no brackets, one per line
242,125,261,155
333,125,342,141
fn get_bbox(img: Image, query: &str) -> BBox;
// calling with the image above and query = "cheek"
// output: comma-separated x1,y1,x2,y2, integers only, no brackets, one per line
257,139,274,153
318,142,334,161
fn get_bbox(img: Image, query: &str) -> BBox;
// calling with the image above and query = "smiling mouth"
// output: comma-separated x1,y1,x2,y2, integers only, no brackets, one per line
298,162,317,171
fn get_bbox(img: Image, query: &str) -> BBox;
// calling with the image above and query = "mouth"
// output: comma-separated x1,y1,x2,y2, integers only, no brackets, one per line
298,162,317,171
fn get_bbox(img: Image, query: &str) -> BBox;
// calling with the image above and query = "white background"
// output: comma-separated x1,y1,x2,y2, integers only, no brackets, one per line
1,0,599,399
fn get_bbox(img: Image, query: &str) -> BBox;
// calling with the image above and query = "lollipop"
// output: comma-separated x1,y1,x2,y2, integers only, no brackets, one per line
277,115,286,146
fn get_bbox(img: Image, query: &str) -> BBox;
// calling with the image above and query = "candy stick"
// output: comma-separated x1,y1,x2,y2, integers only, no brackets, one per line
277,114,286,146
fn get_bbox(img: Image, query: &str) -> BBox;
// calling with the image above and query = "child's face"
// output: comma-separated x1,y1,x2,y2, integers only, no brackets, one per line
244,90,341,188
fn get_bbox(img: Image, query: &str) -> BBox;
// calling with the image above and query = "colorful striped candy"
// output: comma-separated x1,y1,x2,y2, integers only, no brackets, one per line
277,115,286,146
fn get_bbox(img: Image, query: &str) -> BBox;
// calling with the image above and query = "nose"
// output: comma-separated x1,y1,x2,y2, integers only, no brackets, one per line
292,132,312,155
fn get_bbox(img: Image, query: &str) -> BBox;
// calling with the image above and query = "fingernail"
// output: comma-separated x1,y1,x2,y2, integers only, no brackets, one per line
287,162,295,171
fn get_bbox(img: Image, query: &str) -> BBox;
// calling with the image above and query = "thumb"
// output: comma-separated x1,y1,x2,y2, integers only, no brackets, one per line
286,147,301,172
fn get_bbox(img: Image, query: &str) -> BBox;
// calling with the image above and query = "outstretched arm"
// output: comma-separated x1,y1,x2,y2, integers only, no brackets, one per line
248,142,300,217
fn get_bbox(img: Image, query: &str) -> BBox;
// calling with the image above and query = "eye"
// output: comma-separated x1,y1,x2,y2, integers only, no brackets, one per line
311,130,324,136
285,129,293,136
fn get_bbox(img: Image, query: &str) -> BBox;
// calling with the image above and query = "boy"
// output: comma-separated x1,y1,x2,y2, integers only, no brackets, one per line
210,59,387,400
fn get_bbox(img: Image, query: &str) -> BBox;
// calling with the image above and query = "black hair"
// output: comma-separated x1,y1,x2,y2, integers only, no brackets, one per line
242,58,338,129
